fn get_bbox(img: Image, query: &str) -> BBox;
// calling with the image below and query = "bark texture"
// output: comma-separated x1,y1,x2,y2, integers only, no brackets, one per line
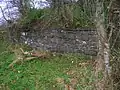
95,1,111,90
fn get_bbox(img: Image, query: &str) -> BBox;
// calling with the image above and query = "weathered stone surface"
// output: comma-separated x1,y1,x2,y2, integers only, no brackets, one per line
19,28,98,55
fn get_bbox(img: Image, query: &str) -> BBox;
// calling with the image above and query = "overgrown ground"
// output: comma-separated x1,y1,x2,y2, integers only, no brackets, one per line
0,32,96,90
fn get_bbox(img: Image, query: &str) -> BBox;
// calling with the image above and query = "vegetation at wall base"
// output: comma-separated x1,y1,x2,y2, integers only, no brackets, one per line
0,31,96,90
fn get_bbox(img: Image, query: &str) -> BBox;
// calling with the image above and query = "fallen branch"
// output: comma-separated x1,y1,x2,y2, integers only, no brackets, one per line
8,48,51,68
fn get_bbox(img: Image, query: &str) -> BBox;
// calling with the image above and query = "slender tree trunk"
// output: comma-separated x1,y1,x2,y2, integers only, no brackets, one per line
94,1,112,90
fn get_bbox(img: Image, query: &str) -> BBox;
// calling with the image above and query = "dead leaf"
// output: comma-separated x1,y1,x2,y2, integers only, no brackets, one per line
67,70,76,75
69,78,78,88
56,77,64,84
65,84,74,90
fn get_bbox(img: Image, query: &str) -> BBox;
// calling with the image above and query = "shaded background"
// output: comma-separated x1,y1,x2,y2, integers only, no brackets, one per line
0,0,49,25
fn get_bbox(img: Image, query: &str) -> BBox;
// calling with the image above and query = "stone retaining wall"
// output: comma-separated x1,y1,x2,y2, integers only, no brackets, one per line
20,28,98,55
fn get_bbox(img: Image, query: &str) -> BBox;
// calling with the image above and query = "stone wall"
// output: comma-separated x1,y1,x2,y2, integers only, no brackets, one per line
20,28,98,55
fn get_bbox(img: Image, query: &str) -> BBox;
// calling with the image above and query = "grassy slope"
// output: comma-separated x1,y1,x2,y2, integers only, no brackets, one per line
0,32,95,90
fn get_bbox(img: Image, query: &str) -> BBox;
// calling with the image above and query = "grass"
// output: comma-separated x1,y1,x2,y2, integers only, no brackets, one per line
0,32,96,90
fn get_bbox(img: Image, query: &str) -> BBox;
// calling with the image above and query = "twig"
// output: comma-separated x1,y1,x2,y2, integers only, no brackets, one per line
111,28,120,50
0,6,8,22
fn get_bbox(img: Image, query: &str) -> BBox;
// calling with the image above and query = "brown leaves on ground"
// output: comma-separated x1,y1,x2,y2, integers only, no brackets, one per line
55,77,78,90
30,50,51,59
78,60,96,68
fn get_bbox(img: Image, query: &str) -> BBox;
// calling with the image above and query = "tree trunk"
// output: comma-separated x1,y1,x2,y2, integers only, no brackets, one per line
94,1,112,90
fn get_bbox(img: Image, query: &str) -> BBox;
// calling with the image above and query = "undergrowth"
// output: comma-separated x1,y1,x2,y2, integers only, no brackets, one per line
0,32,96,90
19,5,95,29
